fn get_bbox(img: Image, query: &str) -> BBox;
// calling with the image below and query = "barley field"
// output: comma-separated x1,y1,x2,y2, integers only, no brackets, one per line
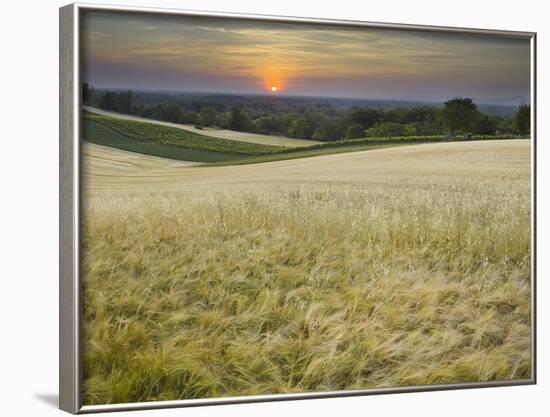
81,140,532,405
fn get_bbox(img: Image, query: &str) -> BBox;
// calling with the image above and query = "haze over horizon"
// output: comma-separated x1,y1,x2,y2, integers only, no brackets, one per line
82,11,531,105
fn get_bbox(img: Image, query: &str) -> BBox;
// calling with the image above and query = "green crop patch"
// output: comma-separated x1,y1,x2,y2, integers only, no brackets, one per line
83,120,244,162
84,112,284,156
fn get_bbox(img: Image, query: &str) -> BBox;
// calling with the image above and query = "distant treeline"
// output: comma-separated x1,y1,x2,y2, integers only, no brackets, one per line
82,84,531,141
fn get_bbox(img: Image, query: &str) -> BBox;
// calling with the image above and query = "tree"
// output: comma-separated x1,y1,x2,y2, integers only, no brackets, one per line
367,122,407,137
347,108,382,129
399,106,439,124
312,119,345,141
229,105,250,131
164,103,182,123
475,113,497,135
346,123,365,139
182,111,199,124
131,102,144,115
440,98,480,138
117,90,133,113
98,90,132,113
89,86,95,105
82,83,90,103
287,118,310,139
254,116,277,134
99,91,116,110
199,106,218,126
216,113,230,129
513,104,530,135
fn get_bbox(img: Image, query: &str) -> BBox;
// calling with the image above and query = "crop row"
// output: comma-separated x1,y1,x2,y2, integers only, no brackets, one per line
84,112,284,155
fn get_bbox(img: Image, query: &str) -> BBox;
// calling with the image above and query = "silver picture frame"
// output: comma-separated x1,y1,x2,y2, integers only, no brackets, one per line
60,2,537,414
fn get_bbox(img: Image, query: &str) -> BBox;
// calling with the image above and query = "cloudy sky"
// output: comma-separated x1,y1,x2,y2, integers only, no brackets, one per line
81,11,531,103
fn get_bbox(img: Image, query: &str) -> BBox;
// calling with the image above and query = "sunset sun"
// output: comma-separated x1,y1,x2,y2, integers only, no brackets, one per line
271,85,277,92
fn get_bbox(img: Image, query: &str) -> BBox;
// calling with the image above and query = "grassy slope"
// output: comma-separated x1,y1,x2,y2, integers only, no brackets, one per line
83,120,244,162
83,116,406,165
82,140,531,405
85,112,283,155
84,105,322,148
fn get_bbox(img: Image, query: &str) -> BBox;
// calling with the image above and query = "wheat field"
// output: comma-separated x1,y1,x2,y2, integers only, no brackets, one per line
81,140,532,405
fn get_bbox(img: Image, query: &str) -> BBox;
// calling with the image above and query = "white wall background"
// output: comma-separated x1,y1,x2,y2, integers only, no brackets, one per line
0,0,546,415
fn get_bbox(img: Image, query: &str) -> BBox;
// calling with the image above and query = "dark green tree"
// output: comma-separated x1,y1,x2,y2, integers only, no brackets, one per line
182,111,199,124
287,118,310,138
346,123,366,139
513,104,530,135
312,119,345,141
99,91,116,110
164,103,182,123
475,113,498,135
82,83,90,103
112,90,133,113
199,106,218,126
347,108,382,129
366,122,406,137
440,98,480,138
229,105,250,131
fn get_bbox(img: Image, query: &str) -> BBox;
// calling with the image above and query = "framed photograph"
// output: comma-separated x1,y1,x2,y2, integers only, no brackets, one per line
59,2,536,413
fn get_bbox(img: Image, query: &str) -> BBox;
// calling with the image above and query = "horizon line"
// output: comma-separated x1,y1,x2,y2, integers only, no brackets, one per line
84,85,529,106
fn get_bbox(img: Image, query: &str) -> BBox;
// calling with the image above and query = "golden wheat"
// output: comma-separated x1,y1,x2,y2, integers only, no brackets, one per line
81,140,531,405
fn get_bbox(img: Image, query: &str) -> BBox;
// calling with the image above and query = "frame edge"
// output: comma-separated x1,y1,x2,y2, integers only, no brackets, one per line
60,3,79,414
531,31,537,385
63,3,537,413
73,2,535,38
